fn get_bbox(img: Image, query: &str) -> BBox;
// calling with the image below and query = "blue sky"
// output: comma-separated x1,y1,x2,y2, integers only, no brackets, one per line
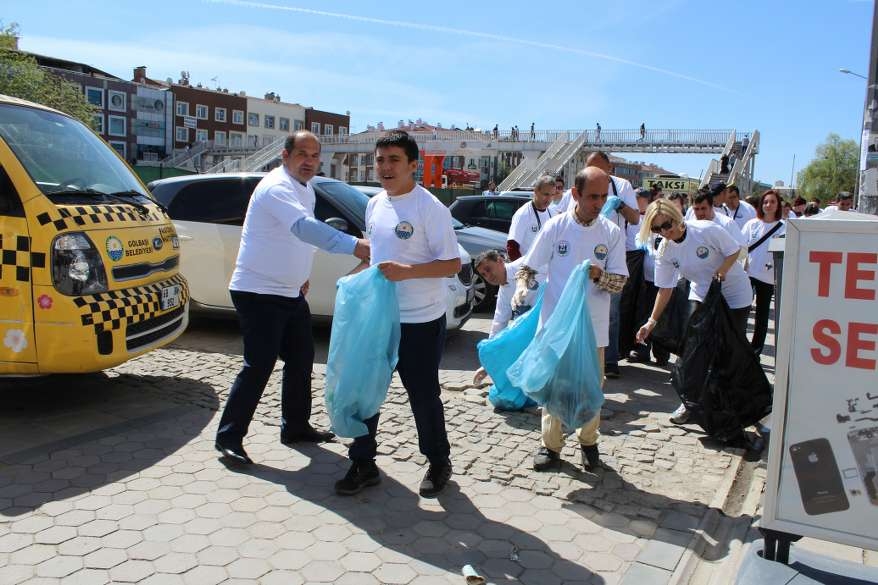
6,0,874,185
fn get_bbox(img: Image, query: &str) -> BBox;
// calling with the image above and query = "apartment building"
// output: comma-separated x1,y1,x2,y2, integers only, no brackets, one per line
305,108,350,139
245,92,306,148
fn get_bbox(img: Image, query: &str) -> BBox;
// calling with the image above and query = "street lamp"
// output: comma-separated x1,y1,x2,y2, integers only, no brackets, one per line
840,68,868,80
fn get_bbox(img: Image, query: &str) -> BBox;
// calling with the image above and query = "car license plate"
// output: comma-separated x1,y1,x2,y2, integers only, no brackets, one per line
160,285,181,311
466,288,475,304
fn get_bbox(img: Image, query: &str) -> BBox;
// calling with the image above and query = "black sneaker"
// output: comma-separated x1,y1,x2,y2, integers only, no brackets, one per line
334,461,381,496
581,444,601,471
627,349,650,363
533,446,560,471
605,363,621,378
419,460,452,498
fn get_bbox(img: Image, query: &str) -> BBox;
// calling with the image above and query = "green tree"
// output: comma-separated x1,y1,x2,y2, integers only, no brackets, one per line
0,22,96,126
796,133,859,202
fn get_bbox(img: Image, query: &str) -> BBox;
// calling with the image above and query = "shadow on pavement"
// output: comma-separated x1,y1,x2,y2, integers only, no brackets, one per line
0,374,218,517
235,445,604,584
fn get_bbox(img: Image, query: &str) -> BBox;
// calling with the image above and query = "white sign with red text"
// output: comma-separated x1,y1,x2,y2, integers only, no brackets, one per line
763,211,878,550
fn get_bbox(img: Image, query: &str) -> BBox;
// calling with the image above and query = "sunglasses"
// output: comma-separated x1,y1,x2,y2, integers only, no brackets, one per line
651,220,674,234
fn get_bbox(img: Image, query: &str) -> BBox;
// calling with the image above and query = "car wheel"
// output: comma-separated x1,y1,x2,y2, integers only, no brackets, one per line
471,272,496,312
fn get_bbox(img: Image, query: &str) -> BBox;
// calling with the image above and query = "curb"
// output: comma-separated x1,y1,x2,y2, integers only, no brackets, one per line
666,447,749,584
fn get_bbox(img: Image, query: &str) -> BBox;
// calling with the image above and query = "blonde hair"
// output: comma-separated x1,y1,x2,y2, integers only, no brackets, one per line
640,199,685,258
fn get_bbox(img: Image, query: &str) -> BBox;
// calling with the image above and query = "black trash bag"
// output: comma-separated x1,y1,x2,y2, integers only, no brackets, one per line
651,278,691,357
618,250,645,358
671,281,773,441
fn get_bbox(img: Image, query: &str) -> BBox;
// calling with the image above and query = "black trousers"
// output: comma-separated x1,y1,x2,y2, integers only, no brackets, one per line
750,278,774,355
216,290,314,446
349,315,451,465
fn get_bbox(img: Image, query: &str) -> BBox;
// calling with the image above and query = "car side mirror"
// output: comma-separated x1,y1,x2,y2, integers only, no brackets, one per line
325,217,349,232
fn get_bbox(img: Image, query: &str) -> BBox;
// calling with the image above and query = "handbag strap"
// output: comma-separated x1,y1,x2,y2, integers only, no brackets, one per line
748,221,783,253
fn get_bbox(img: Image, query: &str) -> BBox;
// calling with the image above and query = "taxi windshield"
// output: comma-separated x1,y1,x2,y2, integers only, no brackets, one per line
0,103,148,199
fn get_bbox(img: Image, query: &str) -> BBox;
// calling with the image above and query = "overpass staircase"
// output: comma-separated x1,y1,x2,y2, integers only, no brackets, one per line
699,130,760,195
203,136,286,174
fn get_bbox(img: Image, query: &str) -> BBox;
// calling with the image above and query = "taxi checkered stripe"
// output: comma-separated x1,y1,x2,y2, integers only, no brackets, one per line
36,204,166,232
73,274,188,333
0,235,47,282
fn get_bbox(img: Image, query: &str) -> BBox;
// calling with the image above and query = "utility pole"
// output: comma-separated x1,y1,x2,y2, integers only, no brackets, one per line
859,1,878,214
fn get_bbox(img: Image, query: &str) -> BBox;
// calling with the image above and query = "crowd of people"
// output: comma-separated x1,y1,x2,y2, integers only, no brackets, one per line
213,128,854,497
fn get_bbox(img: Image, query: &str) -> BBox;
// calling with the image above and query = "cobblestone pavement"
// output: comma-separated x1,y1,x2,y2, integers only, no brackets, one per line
0,314,753,585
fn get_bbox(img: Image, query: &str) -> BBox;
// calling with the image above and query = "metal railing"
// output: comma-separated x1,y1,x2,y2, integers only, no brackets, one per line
728,130,760,191
162,141,209,168
204,136,286,173
498,133,570,191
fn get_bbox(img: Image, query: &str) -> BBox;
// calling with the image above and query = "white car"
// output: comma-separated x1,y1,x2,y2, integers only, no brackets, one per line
148,174,474,329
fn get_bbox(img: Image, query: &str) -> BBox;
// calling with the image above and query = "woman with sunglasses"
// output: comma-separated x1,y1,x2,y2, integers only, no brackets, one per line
741,190,785,356
635,199,753,426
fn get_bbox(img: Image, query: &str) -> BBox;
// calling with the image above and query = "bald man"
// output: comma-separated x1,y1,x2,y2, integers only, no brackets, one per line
512,166,628,472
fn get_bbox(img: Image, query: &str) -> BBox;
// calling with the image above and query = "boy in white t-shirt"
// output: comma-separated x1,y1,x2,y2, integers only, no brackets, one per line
512,167,628,472
334,131,461,499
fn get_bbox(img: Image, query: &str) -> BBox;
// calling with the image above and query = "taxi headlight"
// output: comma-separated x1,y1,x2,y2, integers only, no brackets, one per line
52,233,108,295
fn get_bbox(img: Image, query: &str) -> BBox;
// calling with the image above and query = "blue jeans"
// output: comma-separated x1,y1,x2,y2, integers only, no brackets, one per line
605,292,622,365
349,315,451,465
216,290,314,446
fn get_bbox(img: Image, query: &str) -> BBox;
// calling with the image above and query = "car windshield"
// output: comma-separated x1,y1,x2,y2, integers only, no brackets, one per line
0,103,148,200
316,180,369,230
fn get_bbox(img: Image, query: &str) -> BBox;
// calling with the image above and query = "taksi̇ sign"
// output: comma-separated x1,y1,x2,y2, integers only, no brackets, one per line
763,211,878,550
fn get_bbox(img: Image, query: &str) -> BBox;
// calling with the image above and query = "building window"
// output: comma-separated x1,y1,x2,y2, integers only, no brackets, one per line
85,87,103,107
323,124,333,135
279,117,290,131
176,126,189,142
311,122,320,134
248,113,260,127
339,126,348,135
176,101,189,117
214,131,227,146
214,107,227,122
92,114,104,134
196,129,209,142
109,141,126,159
108,115,127,137
233,109,244,125
195,104,209,120
264,115,275,129
294,120,304,131
230,132,244,147
108,90,126,112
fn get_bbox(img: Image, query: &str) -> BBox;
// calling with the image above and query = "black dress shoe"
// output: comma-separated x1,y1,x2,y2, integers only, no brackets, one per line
335,460,381,496
215,442,253,465
280,425,335,444
419,460,452,498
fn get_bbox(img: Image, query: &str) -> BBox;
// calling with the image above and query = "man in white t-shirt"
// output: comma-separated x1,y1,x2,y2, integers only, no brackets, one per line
335,131,461,499
482,180,498,196
513,166,628,473
725,185,756,230
471,251,542,387
578,151,639,379
216,131,370,465
506,175,556,260
686,182,730,220
691,189,746,248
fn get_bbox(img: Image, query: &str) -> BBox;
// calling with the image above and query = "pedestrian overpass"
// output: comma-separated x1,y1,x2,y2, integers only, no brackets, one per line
195,127,761,196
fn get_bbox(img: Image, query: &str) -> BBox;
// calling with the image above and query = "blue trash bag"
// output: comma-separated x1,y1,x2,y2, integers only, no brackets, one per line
507,261,604,429
477,287,544,411
324,266,400,438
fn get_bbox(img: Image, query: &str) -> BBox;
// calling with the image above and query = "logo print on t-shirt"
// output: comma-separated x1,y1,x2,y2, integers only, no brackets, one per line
557,240,570,256
531,224,539,232
394,221,414,240
696,246,710,259
527,277,539,291
672,258,680,269
593,244,608,261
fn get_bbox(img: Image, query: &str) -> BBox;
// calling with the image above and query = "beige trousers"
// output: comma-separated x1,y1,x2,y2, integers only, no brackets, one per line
541,347,605,451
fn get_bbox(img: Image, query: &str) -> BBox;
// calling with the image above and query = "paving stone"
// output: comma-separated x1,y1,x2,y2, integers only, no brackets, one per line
300,560,345,582
63,568,111,585
35,555,83,578
619,562,671,585
83,548,127,569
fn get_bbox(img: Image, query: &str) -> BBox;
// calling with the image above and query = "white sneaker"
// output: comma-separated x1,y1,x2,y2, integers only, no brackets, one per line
670,404,690,425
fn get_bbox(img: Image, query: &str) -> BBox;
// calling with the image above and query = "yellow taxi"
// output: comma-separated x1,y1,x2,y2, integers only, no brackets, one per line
0,94,188,375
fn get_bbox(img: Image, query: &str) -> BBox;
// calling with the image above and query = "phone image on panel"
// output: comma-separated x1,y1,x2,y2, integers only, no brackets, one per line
789,438,850,515
847,427,878,506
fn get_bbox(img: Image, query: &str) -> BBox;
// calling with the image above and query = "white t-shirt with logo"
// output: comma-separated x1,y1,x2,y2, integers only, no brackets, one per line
712,211,747,246
728,200,757,230
366,185,460,324
229,166,316,297
490,258,543,338
654,220,752,308
743,218,785,284
522,212,627,347
551,189,572,215
508,201,553,257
